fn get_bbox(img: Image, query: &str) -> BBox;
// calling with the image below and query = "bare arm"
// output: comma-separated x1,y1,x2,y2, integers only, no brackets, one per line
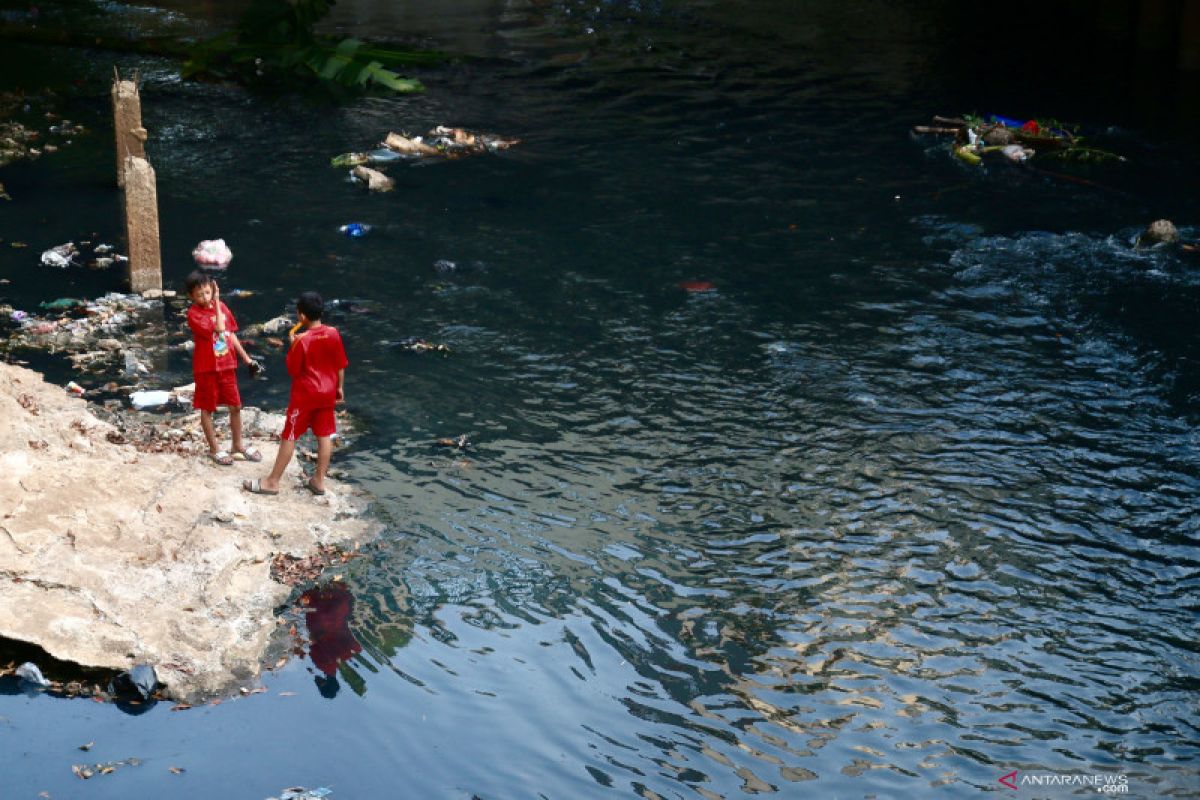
336,368,345,403
229,332,252,365
215,283,226,332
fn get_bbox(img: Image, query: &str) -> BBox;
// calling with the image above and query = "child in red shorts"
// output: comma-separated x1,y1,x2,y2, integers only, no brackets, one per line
186,271,261,465
244,290,347,496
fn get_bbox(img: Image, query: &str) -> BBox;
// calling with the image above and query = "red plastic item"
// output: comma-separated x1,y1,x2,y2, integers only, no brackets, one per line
1020,120,1040,134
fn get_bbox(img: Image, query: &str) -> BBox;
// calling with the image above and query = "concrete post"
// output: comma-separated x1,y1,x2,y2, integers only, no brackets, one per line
111,72,147,188
123,156,162,292
1181,0,1200,69
1136,0,1179,51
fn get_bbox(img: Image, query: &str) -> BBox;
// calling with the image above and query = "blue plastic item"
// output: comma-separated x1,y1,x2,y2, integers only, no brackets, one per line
339,223,371,238
367,148,404,164
988,114,1026,128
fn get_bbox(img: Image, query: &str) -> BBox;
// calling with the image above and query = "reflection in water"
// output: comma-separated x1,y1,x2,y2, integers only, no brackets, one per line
1,1,1199,798
301,584,364,699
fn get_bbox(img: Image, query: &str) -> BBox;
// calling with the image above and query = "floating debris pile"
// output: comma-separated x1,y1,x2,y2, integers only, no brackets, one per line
912,114,1125,166
331,125,520,189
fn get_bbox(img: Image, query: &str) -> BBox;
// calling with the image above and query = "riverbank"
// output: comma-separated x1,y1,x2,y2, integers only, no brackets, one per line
0,361,376,701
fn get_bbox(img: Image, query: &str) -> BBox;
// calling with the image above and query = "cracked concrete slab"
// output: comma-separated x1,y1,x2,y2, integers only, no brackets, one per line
0,363,375,699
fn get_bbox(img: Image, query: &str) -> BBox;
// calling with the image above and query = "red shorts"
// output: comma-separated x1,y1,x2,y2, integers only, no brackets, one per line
193,369,241,412
281,405,336,440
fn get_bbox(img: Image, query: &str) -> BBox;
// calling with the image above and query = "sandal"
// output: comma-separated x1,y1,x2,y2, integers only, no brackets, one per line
210,450,234,466
233,448,263,463
242,478,279,496
305,479,326,496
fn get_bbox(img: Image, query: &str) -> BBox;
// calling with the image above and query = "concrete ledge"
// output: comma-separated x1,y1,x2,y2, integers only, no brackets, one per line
0,362,376,700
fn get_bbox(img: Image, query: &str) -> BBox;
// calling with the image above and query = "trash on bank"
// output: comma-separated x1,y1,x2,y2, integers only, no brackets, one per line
913,114,1124,166
109,664,160,700
130,390,172,409
15,661,50,688
66,380,85,395
192,239,233,268
40,297,87,310
6,294,165,385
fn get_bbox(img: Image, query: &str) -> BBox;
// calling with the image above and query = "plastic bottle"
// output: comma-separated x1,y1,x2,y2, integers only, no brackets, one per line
339,223,371,238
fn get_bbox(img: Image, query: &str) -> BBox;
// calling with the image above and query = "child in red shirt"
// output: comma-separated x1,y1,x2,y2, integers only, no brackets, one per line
244,290,347,496
186,271,261,465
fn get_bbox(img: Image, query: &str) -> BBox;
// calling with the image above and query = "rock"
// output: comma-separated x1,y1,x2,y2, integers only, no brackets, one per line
141,289,176,299
97,339,122,351
1138,219,1180,247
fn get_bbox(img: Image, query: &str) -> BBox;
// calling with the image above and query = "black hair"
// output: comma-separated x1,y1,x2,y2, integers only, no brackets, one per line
184,270,213,295
297,290,324,321
315,674,340,699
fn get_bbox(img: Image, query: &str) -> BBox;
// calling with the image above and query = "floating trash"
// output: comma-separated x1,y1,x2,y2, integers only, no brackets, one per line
912,113,1125,166
339,223,370,238
270,788,333,800
350,165,394,192
192,238,232,267
40,242,78,268
72,757,142,780
330,148,404,168
389,337,450,354
382,127,520,158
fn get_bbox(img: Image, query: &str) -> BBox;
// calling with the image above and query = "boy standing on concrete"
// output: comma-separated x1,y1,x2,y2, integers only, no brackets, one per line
186,271,261,465
244,291,347,496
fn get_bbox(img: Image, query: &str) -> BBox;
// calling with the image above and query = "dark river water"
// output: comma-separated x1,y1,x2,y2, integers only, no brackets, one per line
2,1,1199,798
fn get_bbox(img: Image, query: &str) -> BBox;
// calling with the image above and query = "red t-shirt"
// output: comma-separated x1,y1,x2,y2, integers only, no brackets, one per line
187,301,239,374
287,324,348,409
301,585,362,677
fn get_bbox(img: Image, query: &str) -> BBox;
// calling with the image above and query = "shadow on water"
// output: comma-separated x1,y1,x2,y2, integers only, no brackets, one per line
1,1,1199,798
